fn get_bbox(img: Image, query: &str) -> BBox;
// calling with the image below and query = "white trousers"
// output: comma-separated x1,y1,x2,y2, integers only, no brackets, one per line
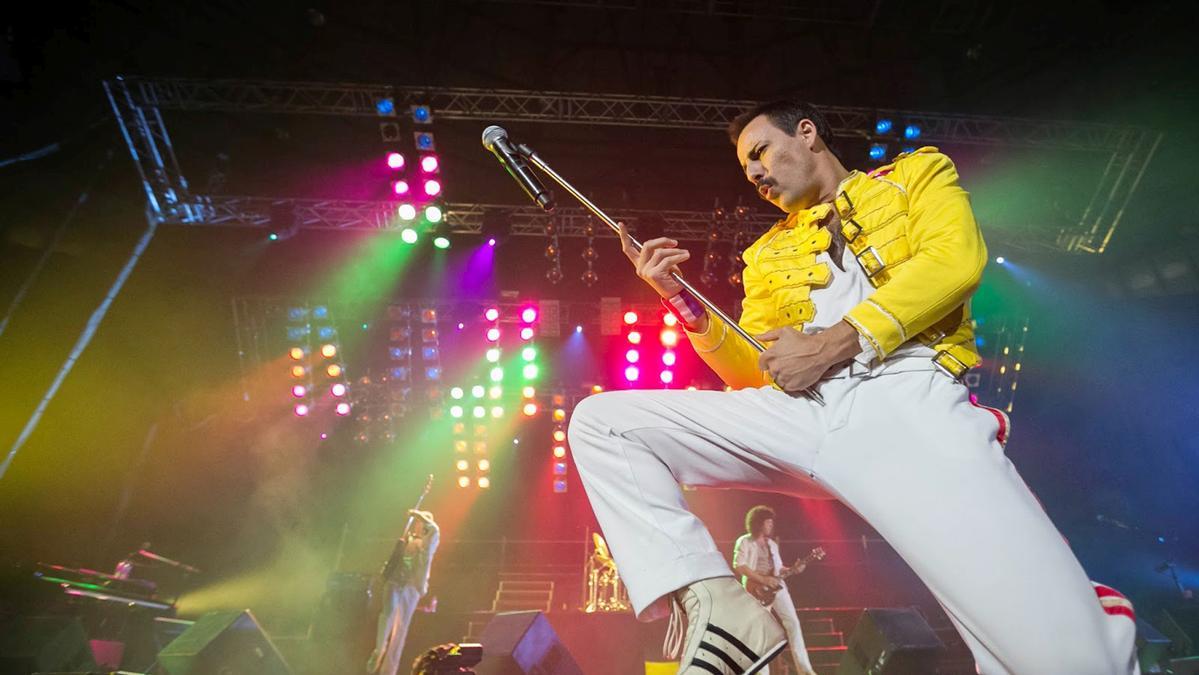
568,365,1139,675
372,583,421,675
764,582,814,675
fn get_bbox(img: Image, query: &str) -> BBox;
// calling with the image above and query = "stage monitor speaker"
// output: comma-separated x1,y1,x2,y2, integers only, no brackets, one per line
475,611,582,675
1171,656,1199,675
156,610,292,675
0,616,96,674
837,607,944,675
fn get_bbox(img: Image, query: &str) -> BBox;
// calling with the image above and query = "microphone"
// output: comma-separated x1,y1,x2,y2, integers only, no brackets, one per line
481,126,554,211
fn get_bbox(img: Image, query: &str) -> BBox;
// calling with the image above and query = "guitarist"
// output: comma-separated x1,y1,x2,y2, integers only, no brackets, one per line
732,506,817,675
367,509,440,675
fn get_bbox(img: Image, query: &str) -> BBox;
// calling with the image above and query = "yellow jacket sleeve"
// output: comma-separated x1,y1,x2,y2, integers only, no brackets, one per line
684,260,773,389
844,152,987,358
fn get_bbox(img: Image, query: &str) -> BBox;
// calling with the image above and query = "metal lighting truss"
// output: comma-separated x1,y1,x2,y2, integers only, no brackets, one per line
106,76,1161,252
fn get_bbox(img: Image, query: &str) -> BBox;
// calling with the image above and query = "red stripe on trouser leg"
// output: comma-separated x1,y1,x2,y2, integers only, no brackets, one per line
968,397,1009,447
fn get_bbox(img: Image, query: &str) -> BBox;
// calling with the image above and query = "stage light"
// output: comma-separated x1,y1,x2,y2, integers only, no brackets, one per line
335,402,351,416
421,155,440,173
553,461,568,476
376,98,395,116
393,180,410,195
575,325,583,333
490,366,504,382
457,475,470,488
473,406,486,419
291,365,306,378
424,179,442,197
553,479,567,493
625,365,640,381
552,408,566,422
869,143,887,161
553,445,567,458
331,383,347,397
901,146,916,155
433,231,450,250
450,387,464,399
411,104,432,124
660,329,679,347
425,205,444,223
456,459,469,471
522,386,536,398
294,403,310,417
875,118,893,134
478,459,491,472
486,348,500,363
489,385,502,399
627,331,642,344
292,385,307,398
318,326,336,340
662,350,677,366
488,238,497,247
326,364,342,377
398,203,418,221
313,306,328,319
996,256,1006,264
519,326,534,341
450,405,464,418
625,349,640,363
289,347,305,360
523,402,538,416
522,363,539,379
387,152,405,169
591,384,603,394
903,124,921,140
623,310,638,325
521,307,538,323
522,346,537,361
486,327,501,342
268,232,279,241
660,370,674,384
553,429,566,442
472,385,485,398
478,476,491,489
491,406,504,418
400,227,419,244
321,344,337,358
663,313,678,327
484,307,500,321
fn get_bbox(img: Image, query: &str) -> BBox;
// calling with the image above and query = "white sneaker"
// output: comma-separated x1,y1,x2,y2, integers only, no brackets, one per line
664,577,788,674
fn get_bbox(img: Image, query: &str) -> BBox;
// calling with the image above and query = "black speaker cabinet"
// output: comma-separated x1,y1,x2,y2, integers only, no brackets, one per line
475,611,582,675
837,607,944,675
156,610,292,675
0,616,96,674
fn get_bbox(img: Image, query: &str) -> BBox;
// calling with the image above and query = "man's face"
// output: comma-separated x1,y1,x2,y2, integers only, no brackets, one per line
736,115,822,213
762,518,775,537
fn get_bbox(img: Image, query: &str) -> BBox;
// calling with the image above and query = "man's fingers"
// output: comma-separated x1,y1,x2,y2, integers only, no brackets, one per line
645,250,690,276
618,222,638,263
756,328,782,342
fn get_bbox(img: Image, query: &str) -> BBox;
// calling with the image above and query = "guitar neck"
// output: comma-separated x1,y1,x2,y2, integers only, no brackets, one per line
779,552,820,580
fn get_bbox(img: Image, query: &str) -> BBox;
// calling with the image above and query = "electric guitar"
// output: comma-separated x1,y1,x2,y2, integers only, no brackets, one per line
745,546,826,606
379,474,434,582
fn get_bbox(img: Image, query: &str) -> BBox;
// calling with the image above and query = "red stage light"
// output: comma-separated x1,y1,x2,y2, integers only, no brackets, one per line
386,152,405,169
623,310,638,325
627,331,642,345
486,327,501,342
663,313,679,327
521,306,538,323
662,350,677,366
660,370,674,384
660,328,679,347
484,307,500,322
624,366,640,381
519,326,534,341
625,349,640,363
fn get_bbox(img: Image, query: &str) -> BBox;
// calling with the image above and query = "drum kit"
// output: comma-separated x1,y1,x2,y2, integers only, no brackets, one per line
582,532,630,613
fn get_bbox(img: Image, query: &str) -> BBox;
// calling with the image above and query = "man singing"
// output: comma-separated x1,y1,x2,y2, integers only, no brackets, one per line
568,99,1138,674
732,506,816,675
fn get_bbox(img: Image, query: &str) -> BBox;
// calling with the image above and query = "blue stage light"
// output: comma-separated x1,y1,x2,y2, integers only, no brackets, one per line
414,132,436,151
318,326,336,340
875,119,893,134
903,124,921,140
313,306,329,319
375,98,395,116
287,307,309,322
411,105,432,124
868,144,887,161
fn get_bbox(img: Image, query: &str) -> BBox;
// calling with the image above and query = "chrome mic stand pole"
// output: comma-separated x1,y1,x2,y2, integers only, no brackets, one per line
503,138,824,406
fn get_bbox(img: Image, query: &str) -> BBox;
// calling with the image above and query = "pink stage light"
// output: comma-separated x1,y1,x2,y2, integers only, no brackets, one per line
423,179,442,197
662,350,677,366
393,179,410,195
625,349,640,363
294,403,310,417
624,366,640,381
519,326,535,341
335,402,351,416
660,370,674,384
486,327,501,342
521,306,538,323
421,155,440,173
484,307,500,322
331,383,347,397
386,152,405,169
292,385,307,398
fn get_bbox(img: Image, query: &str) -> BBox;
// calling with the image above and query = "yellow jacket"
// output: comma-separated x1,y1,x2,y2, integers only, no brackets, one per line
688,147,987,389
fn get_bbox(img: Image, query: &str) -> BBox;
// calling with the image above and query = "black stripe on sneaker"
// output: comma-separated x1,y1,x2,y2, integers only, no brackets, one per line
689,657,725,675
705,623,760,662
699,640,741,672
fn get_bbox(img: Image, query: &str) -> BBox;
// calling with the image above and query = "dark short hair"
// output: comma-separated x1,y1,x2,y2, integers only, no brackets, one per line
745,505,776,536
727,99,837,155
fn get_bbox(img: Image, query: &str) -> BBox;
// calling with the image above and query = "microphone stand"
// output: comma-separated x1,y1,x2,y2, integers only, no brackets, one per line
509,140,824,406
